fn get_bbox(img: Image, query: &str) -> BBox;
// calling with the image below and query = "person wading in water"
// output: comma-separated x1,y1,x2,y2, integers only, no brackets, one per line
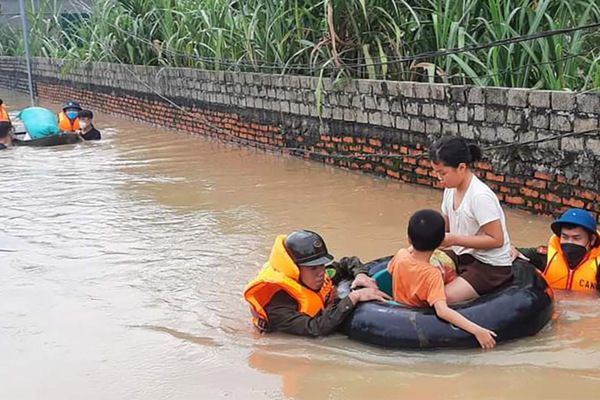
512,208,600,294
244,230,389,337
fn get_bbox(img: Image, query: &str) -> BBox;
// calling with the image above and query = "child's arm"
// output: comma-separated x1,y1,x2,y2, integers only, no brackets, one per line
433,300,497,349
442,219,504,250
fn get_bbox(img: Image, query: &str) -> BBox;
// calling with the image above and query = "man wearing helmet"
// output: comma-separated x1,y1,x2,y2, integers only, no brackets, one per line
58,101,82,132
512,208,600,294
244,230,390,337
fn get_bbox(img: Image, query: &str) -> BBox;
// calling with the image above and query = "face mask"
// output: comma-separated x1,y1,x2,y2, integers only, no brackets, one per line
561,243,588,269
79,121,88,130
66,111,79,119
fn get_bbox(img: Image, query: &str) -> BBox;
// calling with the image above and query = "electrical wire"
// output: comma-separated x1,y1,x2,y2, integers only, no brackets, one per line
92,37,600,164
63,1,600,162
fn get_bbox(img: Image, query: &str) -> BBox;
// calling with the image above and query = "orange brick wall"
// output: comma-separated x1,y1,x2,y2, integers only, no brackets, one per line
2,56,600,221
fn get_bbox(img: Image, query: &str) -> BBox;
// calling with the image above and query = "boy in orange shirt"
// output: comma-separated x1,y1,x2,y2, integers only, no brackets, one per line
388,209,497,349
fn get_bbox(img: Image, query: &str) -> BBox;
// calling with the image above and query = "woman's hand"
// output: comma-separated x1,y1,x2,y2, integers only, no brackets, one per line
441,234,457,248
441,220,505,250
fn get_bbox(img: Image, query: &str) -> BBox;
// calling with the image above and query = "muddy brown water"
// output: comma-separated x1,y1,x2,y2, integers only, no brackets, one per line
1,89,599,400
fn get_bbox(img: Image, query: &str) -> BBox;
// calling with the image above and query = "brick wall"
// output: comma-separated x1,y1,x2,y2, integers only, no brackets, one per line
0,57,36,94
2,56,600,220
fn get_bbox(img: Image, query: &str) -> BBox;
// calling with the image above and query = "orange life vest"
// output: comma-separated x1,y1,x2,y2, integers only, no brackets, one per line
244,235,334,331
0,104,9,122
58,112,80,131
543,233,600,293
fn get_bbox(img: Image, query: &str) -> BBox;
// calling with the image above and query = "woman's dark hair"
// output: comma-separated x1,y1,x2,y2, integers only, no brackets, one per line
429,136,482,168
408,209,446,251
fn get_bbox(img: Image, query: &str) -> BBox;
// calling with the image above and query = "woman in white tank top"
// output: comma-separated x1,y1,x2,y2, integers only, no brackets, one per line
430,136,513,304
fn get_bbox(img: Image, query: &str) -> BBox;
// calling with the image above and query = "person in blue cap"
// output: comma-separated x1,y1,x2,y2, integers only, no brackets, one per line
58,101,82,132
512,208,600,294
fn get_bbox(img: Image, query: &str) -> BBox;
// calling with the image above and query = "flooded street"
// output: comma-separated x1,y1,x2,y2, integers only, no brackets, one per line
1,88,600,399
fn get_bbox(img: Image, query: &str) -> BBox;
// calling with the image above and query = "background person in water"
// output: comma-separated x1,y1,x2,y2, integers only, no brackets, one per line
78,110,101,141
429,136,513,304
244,230,390,337
58,101,82,132
512,208,600,294
0,98,10,123
0,121,12,149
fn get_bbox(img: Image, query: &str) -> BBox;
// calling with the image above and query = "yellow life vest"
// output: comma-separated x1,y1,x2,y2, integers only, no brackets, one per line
58,112,80,131
0,104,9,122
544,233,600,293
243,235,334,331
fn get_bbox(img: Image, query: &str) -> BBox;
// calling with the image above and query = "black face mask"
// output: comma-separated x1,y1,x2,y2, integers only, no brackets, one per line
561,243,588,269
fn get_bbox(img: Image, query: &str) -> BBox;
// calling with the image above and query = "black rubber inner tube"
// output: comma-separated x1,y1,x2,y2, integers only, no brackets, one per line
339,257,554,349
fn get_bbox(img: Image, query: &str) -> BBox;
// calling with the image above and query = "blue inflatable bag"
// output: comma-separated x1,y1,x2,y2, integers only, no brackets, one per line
17,107,60,139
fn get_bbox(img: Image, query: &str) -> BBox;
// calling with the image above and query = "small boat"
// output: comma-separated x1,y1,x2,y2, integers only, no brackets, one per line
339,257,554,349
13,132,80,147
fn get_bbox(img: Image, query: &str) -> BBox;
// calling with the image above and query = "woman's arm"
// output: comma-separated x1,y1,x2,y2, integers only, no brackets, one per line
442,219,504,250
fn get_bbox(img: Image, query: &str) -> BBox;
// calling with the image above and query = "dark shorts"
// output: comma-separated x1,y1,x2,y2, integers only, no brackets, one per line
443,250,513,295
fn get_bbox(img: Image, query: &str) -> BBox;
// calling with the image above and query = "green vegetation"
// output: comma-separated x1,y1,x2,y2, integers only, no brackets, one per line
1,0,600,90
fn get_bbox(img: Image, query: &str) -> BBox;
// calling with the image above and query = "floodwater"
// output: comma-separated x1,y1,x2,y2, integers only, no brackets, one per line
1,88,599,400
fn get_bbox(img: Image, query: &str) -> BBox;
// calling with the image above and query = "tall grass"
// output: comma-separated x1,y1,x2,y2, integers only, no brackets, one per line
1,0,599,90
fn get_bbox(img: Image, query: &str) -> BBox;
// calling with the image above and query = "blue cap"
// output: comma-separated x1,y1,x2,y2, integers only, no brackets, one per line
551,208,597,236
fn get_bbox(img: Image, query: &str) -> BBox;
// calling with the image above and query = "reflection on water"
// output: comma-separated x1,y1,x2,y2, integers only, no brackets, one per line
1,89,599,400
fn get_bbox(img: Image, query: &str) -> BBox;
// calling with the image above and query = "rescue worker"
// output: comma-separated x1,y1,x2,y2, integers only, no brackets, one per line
0,98,10,123
58,101,82,132
244,230,389,337
512,208,600,294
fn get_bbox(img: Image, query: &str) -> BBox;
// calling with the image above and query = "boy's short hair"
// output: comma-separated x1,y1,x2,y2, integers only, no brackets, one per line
408,209,446,251
78,109,93,119
0,121,12,138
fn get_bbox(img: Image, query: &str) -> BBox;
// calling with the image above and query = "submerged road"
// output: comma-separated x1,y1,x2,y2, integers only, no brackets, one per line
1,89,599,400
